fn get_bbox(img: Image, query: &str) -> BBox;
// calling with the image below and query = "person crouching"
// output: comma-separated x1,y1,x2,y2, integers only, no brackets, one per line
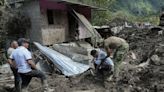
90,50,114,82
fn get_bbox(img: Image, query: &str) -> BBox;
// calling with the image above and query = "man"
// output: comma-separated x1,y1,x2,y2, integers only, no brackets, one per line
7,40,20,92
10,38,52,92
90,49,114,81
7,40,18,57
104,36,129,78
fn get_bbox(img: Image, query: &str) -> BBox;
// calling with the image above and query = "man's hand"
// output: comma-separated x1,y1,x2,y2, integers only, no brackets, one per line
8,59,16,68
7,59,13,65
27,59,37,70
105,47,112,57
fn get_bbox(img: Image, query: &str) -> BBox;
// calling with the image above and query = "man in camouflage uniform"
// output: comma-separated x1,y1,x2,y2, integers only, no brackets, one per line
104,36,129,79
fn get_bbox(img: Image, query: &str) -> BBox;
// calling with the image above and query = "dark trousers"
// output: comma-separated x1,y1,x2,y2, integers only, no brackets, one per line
95,63,112,80
19,70,46,89
10,67,21,92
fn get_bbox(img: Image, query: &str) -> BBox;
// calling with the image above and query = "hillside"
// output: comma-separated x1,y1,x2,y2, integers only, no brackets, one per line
91,0,164,25
111,0,164,16
62,0,164,25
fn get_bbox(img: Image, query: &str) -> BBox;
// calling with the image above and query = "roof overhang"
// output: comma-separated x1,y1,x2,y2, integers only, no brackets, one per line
7,0,106,10
50,0,106,10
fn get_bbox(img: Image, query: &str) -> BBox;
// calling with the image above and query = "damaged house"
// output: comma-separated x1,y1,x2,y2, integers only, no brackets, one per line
6,0,102,45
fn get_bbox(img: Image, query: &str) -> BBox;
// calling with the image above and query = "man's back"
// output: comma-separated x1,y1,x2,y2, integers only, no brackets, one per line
11,46,32,73
95,50,114,66
104,36,127,49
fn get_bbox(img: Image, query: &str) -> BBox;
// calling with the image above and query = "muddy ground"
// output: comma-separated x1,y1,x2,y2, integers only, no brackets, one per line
0,28,164,92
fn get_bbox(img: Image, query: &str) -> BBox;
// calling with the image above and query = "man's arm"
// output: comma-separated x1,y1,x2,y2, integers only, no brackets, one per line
27,59,37,70
24,49,37,69
8,59,12,65
8,53,16,68
8,59,16,68
105,47,113,57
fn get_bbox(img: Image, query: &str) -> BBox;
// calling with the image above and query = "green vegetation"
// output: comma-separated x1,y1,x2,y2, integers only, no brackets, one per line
90,0,164,25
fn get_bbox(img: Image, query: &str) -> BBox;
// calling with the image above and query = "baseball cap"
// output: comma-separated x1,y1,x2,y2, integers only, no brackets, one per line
18,38,30,46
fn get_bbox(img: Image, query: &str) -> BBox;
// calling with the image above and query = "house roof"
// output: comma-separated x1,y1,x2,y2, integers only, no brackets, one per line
7,0,106,10
53,0,105,10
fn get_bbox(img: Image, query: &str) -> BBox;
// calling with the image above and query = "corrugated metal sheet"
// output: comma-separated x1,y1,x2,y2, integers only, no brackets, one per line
34,42,90,77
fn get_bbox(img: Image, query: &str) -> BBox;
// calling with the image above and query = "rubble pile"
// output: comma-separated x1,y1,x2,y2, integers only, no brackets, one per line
0,28,164,92
113,28,164,92
117,28,164,64
38,28,163,92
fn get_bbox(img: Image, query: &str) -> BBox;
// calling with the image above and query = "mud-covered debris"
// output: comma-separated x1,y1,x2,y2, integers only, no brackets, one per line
150,55,160,65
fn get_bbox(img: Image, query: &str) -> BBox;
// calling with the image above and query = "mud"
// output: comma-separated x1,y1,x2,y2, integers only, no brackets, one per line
0,28,164,92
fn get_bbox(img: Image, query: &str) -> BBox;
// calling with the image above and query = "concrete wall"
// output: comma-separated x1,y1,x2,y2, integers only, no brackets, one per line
21,0,43,44
40,10,69,45
21,0,69,45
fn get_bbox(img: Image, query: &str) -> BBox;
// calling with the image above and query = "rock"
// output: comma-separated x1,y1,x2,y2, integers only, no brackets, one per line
150,55,161,65
130,52,137,60
158,30,163,35
4,84,14,89
138,60,149,68
111,26,124,34
0,64,12,74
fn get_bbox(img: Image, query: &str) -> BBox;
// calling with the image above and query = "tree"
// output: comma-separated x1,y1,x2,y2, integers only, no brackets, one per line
91,0,115,26
5,12,31,38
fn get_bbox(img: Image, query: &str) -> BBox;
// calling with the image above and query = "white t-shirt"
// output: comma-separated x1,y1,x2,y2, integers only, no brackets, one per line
94,50,114,66
10,46,32,73
7,47,15,57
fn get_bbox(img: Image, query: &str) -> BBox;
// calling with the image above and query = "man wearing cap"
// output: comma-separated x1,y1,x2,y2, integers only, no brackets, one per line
90,49,114,82
104,36,129,79
9,38,52,92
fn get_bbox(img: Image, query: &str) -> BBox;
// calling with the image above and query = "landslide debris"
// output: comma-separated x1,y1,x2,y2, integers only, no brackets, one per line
0,28,164,92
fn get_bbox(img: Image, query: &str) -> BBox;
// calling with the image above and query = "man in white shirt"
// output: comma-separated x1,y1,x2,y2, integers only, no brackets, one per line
90,49,114,81
7,40,20,92
7,40,18,65
7,40,18,57
10,38,52,92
